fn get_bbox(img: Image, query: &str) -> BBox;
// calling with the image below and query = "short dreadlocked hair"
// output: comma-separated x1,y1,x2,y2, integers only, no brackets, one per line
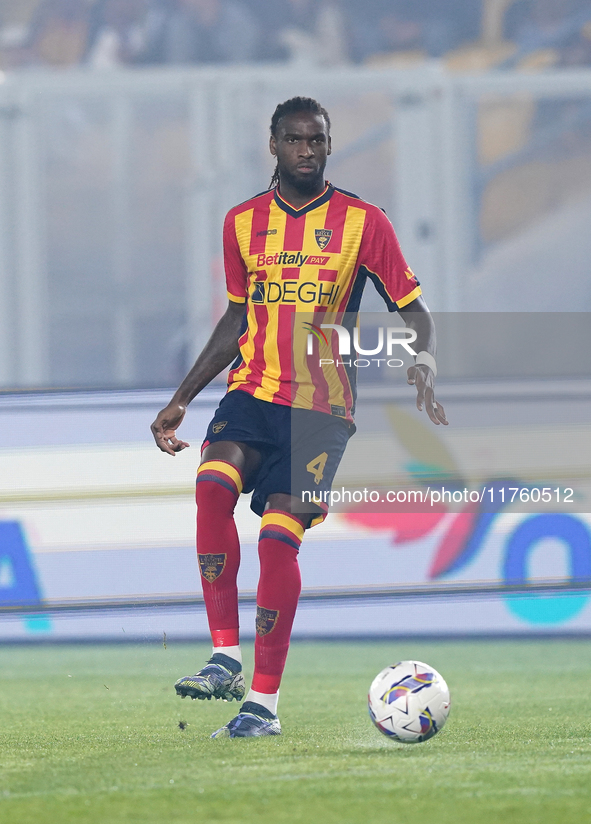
269,97,331,189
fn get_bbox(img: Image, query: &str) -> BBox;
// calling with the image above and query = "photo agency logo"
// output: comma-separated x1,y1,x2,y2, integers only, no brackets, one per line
304,322,418,368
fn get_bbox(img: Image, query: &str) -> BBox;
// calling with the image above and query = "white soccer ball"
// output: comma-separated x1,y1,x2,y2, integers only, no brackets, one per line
368,660,451,743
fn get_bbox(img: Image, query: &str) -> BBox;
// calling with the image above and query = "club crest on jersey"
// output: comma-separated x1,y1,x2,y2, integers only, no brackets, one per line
256,606,279,636
198,553,227,583
315,228,332,250
212,421,227,434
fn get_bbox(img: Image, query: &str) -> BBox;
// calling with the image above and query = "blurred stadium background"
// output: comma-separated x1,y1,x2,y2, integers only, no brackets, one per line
1,0,591,641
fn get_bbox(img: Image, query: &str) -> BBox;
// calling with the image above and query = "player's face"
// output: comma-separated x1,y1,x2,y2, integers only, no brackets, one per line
270,112,331,195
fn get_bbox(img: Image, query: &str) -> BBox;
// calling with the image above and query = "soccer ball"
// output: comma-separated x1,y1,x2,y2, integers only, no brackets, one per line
368,660,450,743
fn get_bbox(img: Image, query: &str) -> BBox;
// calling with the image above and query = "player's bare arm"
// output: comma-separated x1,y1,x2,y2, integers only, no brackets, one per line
398,295,448,426
150,300,245,455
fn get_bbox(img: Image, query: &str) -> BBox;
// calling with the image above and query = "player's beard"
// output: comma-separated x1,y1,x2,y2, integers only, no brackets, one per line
278,161,326,197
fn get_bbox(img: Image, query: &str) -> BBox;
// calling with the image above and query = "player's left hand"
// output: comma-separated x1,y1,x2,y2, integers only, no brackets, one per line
407,365,448,426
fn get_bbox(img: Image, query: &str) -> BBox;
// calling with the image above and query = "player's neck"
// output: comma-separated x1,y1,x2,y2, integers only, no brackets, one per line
277,178,327,210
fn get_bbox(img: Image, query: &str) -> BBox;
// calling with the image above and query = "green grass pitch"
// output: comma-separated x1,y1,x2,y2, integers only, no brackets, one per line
0,639,590,824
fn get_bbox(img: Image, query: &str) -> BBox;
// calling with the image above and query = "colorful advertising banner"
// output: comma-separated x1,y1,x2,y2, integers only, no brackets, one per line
1,374,590,640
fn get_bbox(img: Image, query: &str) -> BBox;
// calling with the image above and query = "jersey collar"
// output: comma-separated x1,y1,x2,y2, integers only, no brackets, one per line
274,182,334,218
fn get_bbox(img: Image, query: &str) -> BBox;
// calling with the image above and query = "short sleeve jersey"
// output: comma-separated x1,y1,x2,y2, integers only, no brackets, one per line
223,183,421,422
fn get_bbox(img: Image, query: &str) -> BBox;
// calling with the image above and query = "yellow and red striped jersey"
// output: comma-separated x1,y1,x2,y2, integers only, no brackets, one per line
224,183,421,422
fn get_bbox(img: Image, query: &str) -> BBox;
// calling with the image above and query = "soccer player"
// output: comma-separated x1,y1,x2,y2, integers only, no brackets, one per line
150,96,447,738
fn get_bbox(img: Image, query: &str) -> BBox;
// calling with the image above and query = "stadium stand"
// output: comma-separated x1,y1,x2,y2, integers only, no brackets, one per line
4,1,589,71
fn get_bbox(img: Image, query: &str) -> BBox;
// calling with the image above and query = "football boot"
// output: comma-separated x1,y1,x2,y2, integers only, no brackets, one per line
210,701,281,738
174,653,245,702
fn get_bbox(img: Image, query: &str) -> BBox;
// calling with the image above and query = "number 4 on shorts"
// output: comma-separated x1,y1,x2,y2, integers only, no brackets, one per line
306,452,328,485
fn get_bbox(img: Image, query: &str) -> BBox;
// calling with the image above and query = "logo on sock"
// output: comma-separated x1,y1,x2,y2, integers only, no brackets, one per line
198,553,227,583
256,606,279,636
212,421,227,434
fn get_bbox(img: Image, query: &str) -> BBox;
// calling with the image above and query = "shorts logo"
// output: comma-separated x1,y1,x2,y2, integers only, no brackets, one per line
212,421,227,434
256,606,279,636
198,553,227,583
315,228,332,250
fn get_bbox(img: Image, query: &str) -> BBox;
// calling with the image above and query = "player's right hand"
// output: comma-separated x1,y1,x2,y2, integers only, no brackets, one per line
150,403,190,456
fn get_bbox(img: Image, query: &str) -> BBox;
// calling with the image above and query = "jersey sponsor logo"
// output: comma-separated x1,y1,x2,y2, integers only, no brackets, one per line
251,280,341,306
198,553,227,583
212,421,227,434
315,228,333,250
256,606,279,636
251,281,266,303
256,229,277,237
255,252,330,267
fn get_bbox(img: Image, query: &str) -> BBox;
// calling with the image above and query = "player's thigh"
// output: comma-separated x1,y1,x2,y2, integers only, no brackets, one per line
201,391,272,485
290,411,351,506
201,441,262,486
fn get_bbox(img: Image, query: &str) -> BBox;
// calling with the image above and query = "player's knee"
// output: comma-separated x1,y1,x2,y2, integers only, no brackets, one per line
258,510,304,555
195,478,232,513
196,460,243,511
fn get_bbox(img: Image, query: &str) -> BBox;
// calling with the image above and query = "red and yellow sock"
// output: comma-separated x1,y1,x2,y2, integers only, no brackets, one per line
252,510,304,695
195,460,243,649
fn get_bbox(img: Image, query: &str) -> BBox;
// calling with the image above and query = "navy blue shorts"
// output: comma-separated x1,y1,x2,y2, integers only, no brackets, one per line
202,390,352,522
